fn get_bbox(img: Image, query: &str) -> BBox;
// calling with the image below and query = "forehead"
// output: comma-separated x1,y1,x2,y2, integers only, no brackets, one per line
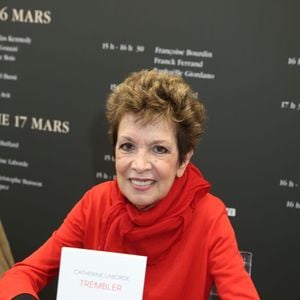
118,113,177,141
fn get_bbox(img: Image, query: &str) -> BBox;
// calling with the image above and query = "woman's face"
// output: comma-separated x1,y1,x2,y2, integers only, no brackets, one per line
115,113,191,210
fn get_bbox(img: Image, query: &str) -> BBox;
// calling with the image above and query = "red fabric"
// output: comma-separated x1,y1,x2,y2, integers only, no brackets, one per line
0,163,260,300
99,163,210,265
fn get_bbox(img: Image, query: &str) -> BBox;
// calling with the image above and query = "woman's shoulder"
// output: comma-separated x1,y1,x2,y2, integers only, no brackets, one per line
88,180,115,196
76,180,116,211
197,192,226,210
188,193,235,242
193,192,228,223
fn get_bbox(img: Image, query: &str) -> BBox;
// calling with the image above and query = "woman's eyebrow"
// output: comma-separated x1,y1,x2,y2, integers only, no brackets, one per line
118,136,172,147
117,135,134,142
150,139,170,145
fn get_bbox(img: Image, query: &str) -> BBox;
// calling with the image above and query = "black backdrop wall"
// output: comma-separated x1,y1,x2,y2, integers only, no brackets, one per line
0,1,299,299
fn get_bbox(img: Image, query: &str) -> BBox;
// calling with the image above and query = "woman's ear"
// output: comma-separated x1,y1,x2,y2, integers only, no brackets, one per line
176,150,194,177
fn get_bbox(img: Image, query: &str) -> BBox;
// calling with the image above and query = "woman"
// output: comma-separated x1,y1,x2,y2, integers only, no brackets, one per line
0,70,260,299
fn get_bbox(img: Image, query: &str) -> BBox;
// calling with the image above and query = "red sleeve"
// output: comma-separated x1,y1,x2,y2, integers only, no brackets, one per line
208,208,260,300
0,189,92,300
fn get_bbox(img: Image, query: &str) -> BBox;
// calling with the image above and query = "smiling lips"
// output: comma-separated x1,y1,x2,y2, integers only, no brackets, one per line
130,178,155,190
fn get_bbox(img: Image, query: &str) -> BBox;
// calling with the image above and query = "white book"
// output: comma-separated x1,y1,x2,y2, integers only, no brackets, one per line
56,247,147,300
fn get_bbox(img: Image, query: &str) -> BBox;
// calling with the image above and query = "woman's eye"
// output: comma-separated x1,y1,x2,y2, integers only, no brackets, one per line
153,145,168,154
120,143,135,152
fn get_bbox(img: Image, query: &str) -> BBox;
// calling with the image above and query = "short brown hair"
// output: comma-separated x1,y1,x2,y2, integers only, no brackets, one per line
106,69,206,164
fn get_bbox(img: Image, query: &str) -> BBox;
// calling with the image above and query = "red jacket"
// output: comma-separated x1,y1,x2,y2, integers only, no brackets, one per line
0,167,259,299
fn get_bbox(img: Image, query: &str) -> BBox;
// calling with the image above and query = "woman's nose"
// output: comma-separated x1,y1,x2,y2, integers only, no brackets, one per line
131,150,151,172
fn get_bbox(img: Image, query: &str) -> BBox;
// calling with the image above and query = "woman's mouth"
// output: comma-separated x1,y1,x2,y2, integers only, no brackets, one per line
130,178,155,189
